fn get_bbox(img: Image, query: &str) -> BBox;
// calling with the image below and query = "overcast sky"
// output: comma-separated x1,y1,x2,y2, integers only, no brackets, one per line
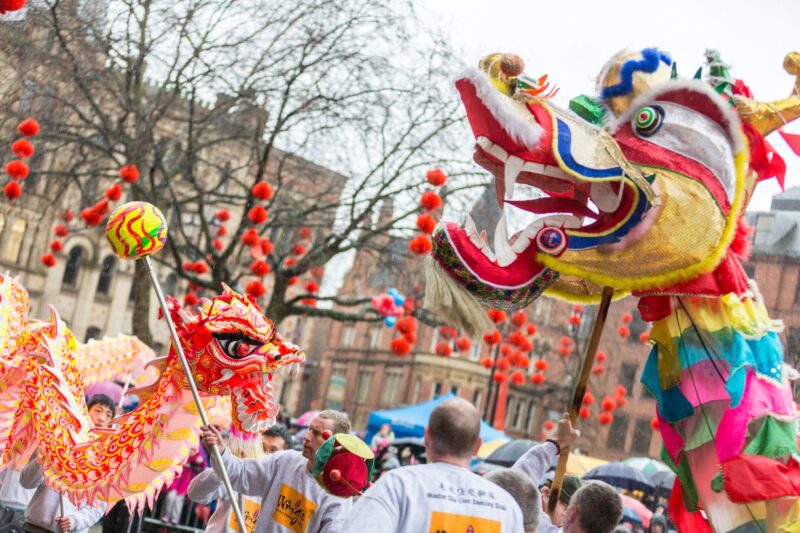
419,0,800,211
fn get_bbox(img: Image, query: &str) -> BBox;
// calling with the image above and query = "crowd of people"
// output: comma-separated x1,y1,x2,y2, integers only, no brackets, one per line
0,395,668,533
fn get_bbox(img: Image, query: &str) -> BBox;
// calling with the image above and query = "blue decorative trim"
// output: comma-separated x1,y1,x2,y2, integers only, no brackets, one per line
556,119,622,178
601,48,672,100
567,184,649,249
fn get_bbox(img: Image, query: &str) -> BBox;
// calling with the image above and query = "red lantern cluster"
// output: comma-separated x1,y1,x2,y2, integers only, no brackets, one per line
482,330,502,346
4,118,38,201
410,170,447,257
598,412,613,425
510,370,525,386
391,337,412,356
454,337,471,352
425,168,448,187
487,309,507,324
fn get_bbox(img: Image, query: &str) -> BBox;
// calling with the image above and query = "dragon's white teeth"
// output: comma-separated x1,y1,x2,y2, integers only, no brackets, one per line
477,136,508,162
465,215,478,238
505,156,524,199
493,214,517,267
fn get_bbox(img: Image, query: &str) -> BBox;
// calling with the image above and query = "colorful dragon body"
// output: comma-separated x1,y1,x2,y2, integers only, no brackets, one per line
426,50,800,531
0,275,304,509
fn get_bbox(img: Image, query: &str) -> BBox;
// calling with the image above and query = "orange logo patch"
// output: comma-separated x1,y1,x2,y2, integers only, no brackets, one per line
428,511,501,533
228,497,261,533
272,483,317,533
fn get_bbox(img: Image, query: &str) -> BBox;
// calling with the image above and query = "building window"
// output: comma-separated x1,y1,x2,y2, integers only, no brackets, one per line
513,399,526,430
413,376,421,403
433,381,443,399
630,419,654,455
326,364,347,411
506,396,516,428
468,340,480,361
341,324,356,347
62,246,85,288
619,362,638,393
473,389,483,411
526,402,537,433
606,413,629,450
96,256,116,297
2,218,26,263
84,326,101,343
356,369,374,404
368,326,382,349
380,369,403,406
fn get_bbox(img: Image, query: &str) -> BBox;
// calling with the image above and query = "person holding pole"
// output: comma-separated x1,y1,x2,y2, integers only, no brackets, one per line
199,411,352,533
19,395,113,533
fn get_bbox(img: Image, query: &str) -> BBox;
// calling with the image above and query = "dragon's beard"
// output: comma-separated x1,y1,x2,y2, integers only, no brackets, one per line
227,374,279,458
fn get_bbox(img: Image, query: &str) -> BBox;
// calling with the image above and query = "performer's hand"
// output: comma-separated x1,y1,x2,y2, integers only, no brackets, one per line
57,516,75,532
554,413,580,449
200,425,225,454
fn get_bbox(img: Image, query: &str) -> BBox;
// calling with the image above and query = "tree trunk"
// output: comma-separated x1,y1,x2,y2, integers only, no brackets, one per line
131,259,153,346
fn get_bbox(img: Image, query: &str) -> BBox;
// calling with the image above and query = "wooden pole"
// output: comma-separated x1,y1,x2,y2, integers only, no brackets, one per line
547,286,614,516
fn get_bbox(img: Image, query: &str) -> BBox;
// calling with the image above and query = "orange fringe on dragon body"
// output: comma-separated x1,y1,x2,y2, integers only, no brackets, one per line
0,275,303,510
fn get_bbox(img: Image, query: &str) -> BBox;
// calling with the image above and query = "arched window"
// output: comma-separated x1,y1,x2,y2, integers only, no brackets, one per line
62,247,85,288
2,218,26,263
96,256,116,296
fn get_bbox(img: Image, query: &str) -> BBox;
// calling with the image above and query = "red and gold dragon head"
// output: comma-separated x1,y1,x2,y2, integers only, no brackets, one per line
168,285,304,456
427,50,800,333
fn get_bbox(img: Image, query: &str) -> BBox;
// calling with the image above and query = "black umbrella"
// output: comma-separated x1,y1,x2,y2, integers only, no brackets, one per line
583,461,655,493
485,439,539,467
648,469,676,495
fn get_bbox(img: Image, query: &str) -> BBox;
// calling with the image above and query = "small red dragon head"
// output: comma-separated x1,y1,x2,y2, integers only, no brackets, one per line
168,284,304,456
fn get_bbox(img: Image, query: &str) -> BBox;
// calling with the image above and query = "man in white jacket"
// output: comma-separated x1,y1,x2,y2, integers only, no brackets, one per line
189,425,293,532
345,398,525,533
199,411,352,533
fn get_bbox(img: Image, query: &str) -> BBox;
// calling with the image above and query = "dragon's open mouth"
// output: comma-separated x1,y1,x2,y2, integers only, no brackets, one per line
453,71,642,272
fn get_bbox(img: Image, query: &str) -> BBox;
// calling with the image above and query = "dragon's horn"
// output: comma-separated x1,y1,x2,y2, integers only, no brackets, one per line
736,52,800,136
220,283,234,296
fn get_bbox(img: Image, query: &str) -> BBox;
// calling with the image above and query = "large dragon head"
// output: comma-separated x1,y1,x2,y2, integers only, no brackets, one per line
427,50,800,333
168,285,304,456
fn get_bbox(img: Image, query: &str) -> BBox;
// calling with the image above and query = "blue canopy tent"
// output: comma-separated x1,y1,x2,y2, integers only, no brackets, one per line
365,392,509,445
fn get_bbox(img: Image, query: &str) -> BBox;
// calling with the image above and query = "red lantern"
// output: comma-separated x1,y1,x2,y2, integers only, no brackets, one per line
579,406,590,419
531,372,545,385
17,118,40,136
119,164,140,183
613,385,628,397
482,330,502,346
573,304,584,313
40,253,56,267
617,326,630,339
525,323,537,336
560,336,572,346
247,205,268,224
6,160,29,180
211,238,224,251
487,309,507,324
293,244,307,256
420,190,443,211
601,397,617,412
416,214,436,234
534,359,548,371
396,317,416,335
285,257,297,267
435,343,452,357
569,315,581,326
598,412,613,425
183,292,199,306
408,235,432,255
480,356,493,369
496,357,511,372
391,337,412,356
287,276,298,286
650,417,659,430
3,182,21,200
455,337,471,352
242,229,259,246
304,280,319,293
439,326,458,340
260,239,274,255
53,224,69,237
596,351,607,363
592,365,605,375
557,346,571,357
621,312,633,324
245,280,266,298
250,260,271,277
544,419,555,431
11,139,34,158
49,240,63,253
516,354,530,369
403,332,417,344
492,371,506,383
425,168,447,186
215,209,231,222
582,392,595,405
298,227,312,239
639,331,650,344
191,261,208,274
616,396,628,408
251,181,273,200
510,371,525,385
511,311,527,327
499,344,513,357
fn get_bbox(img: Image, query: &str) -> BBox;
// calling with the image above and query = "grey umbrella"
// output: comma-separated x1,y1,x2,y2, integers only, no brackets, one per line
583,461,655,493
484,439,540,467
648,469,677,495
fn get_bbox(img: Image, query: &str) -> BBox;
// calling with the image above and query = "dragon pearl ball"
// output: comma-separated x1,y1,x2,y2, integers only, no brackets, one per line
105,201,168,259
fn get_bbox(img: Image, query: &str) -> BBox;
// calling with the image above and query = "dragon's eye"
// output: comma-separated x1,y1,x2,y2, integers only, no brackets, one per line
216,336,262,359
633,105,664,137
